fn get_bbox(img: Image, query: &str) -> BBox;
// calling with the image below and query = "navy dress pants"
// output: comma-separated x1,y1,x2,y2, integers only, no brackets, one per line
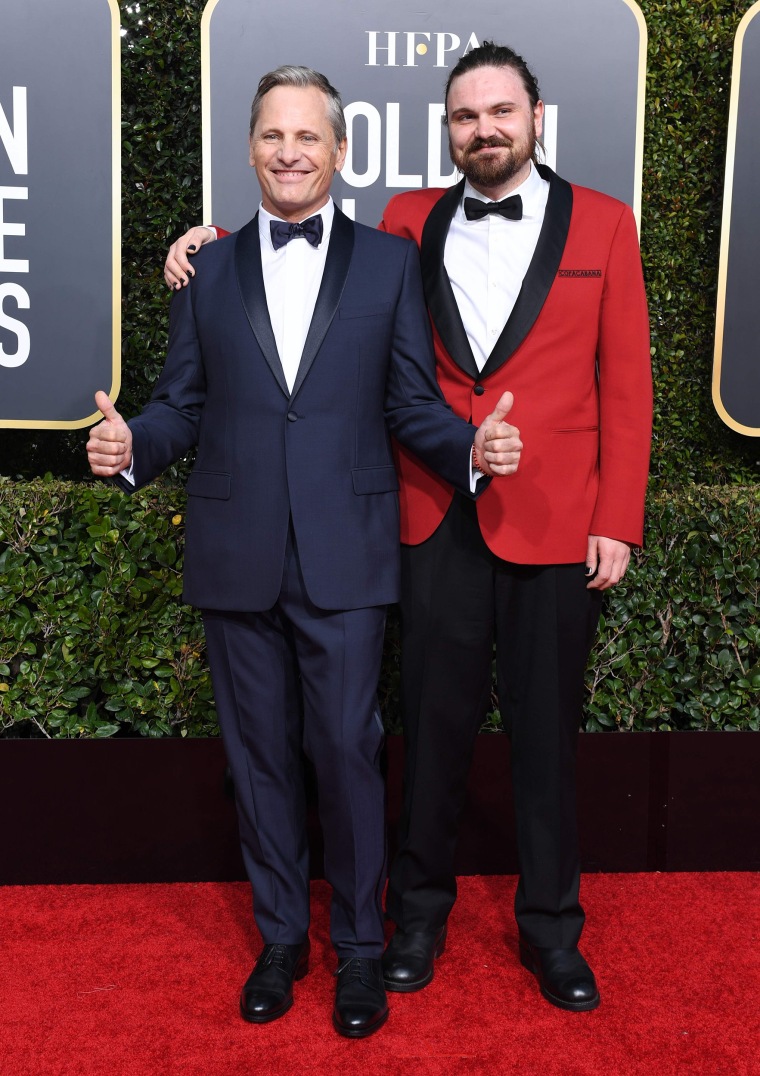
203,526,387,959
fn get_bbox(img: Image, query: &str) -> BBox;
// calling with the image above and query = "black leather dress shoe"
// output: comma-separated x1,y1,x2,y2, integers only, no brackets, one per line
519,936,600,1011
239,940,310,1023
332,957,389,1038
382,924,447,992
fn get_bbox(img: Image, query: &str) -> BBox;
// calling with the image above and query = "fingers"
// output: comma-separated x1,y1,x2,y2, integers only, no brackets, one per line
481,445,521,474
87,446,132,475
483,423,521,449
87,426,131,475
163,226,215,289
586,535,632,590
164,242,195,290
482,454,521,476
481,421,522,475
88,459,130,477
585,536,599,583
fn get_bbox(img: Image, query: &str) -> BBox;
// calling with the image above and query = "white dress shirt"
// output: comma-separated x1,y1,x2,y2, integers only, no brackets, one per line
258,199,333,392
445,162,550,371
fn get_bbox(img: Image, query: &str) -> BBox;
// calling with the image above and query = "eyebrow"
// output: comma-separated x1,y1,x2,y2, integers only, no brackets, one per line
451,100,519,114
257,127,322,137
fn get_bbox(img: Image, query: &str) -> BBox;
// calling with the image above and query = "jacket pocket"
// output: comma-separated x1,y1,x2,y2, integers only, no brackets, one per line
185,470,231,499
351,465,399,495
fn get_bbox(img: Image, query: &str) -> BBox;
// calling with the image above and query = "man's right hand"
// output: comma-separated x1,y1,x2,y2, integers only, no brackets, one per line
87,391,133,477
164,226,217,289
473,391,522,477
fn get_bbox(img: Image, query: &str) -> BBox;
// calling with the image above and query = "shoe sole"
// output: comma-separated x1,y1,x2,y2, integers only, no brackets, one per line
519,945,601,1013
239,959,309,1023
332,1006,390,1039
383,932,447,993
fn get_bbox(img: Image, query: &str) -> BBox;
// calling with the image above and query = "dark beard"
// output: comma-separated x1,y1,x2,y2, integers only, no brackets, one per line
452,134,535,189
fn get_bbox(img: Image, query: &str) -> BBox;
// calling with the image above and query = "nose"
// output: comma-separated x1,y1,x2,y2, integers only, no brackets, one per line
474,113,497,139
277,135,301,163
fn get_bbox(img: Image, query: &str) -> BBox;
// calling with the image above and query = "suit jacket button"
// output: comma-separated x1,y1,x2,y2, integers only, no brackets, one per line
287,411,298,422
473,385,485,396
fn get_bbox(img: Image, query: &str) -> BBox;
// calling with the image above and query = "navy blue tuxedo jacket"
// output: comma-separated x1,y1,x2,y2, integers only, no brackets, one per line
119,208,478,611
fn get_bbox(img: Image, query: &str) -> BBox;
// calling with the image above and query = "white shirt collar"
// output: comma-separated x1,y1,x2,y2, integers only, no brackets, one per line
258,197,335,251
460,161,547,222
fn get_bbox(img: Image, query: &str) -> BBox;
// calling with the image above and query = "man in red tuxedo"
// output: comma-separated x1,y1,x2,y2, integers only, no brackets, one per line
164,42,652,1013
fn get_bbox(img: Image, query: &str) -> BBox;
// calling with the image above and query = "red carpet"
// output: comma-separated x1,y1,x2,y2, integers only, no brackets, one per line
2,874,758,1075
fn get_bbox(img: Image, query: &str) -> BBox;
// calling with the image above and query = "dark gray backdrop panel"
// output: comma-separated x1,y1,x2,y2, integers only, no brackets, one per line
715,7,760,435
0,0,117,427
204,0,644,230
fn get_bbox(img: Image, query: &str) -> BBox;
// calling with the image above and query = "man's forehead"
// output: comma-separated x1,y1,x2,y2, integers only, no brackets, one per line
448,66,530,107
257,84,329,117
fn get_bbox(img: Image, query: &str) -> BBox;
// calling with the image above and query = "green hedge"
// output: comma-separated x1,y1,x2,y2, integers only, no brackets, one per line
1,479,757,737
0,478,211,738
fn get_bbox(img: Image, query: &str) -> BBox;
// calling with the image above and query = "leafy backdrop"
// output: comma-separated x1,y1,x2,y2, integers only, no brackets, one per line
0,0,758,736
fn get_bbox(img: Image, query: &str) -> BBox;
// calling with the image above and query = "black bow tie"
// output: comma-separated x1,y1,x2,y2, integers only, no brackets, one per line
463,195,523,222
270,215,324,251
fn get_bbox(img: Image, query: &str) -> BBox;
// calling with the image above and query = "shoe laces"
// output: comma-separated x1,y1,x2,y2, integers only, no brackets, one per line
335,957,366,983
262,944,291,970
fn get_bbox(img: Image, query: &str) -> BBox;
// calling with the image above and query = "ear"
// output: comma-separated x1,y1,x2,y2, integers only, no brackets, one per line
248,137,256,168
533,100,545,141
333,137,348,174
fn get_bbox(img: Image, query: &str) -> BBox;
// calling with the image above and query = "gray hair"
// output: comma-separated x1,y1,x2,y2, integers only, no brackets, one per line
249,65,346,147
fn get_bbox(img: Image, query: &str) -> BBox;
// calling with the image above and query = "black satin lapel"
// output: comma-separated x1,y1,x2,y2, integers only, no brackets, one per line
421,179,480,380
290,207,355,400
481,166,573,378
234,216,289,397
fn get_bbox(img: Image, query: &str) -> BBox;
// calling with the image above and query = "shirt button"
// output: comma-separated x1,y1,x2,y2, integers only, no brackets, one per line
473,385,485,396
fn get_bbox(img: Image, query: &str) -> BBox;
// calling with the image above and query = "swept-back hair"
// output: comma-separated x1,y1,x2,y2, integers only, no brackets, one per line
249,65,346,146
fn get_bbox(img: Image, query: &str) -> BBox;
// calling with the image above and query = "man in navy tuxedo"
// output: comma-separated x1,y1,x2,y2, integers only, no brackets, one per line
87,65,521,1038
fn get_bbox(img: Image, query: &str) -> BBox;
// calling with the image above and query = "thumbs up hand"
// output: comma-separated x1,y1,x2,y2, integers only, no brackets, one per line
473,391,522,477
87,391,133,476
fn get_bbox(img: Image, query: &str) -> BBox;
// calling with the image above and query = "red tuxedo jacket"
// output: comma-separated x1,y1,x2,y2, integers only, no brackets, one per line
380,166,652,564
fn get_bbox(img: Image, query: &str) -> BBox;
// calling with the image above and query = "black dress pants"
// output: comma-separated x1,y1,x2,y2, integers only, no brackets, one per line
386,493,602,948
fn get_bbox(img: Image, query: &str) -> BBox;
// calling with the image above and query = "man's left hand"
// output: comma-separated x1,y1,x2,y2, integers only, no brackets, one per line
585,535,633,590
474,391,523,476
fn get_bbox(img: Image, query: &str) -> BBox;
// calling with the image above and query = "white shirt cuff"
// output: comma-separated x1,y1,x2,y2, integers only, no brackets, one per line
120,460,136,486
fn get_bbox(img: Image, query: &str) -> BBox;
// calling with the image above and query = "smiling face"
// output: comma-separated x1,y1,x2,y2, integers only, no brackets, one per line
249,84,347,222
446,65,544,199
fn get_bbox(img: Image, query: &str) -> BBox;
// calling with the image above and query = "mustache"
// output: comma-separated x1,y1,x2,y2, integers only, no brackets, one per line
464,136,513,154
